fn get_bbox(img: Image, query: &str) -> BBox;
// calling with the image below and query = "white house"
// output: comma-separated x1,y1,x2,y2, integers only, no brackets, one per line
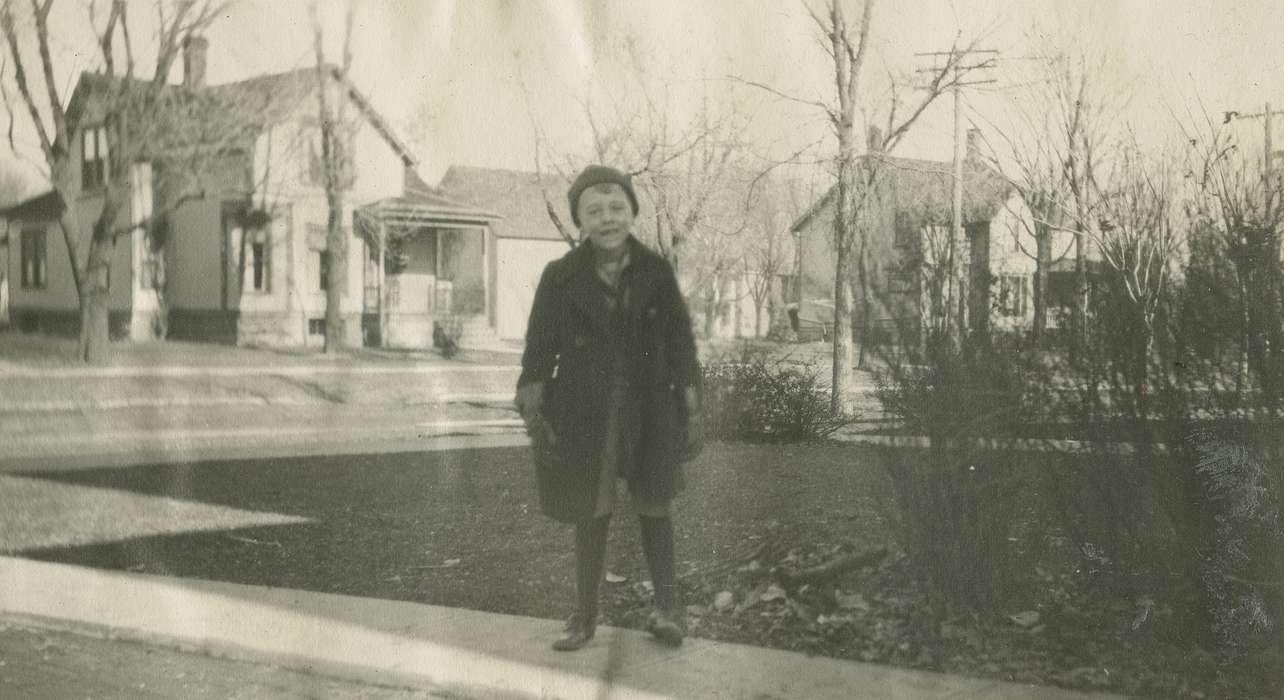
1,38,506,349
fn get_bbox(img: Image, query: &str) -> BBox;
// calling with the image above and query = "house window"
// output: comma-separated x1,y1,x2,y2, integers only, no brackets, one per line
308,318,325,335
996,274,1029,318
20,227,47,289
240,226,271,293
82,126,109,190
315,250,329,291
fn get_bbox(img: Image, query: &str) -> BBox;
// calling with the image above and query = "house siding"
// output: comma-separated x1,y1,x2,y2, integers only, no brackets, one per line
495,237,568,339
794,174,1038,351
7,190,135,326
160,76,405,349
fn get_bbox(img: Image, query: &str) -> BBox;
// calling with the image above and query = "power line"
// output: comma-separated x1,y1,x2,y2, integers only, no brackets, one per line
912,47,1000,347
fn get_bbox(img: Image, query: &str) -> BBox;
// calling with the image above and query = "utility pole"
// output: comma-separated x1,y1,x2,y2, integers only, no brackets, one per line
1224,104,1284,218
1226,102,1284,398
915,49,997,350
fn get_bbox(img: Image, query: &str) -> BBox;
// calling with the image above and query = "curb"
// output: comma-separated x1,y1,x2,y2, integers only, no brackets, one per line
0,557,1116,700
832,432,1176,455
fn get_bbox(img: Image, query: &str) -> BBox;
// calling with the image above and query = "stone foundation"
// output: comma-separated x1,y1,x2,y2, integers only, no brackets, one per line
9,308,131,340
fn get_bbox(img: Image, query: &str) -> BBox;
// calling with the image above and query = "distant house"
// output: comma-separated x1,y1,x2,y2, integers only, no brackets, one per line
0,38,507,349
437,165,781,341
437,166,575,340
791,129,1075,352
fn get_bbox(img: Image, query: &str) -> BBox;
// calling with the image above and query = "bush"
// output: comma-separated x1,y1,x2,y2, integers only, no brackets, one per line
1192,424,1284,654
872,337,1037,611
875,444,1028,612
701,348,850,442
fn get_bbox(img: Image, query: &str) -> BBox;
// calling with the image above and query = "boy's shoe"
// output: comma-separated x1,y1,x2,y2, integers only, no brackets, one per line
645,608,685,647
552,612,596,651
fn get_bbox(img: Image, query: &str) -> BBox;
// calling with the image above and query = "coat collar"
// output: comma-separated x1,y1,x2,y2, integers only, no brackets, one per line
560,236,664,330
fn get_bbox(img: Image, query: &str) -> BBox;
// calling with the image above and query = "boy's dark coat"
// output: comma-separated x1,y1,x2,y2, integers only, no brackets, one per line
518,236,701,523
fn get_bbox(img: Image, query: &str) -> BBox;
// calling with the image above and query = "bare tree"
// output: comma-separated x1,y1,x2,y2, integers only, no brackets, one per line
744,173,803,337
521,41,756,334
982,113,1075,349
978,39,1128,351
1182,108,1284,403
738,0,986,409
1,0,240,363
309,0,355,353
1091,139,1185,412
1052,52,1124,362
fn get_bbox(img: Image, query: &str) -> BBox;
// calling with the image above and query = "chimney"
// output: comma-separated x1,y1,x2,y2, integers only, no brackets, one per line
866,126,883,154
183,35,208,89
966,128,982,161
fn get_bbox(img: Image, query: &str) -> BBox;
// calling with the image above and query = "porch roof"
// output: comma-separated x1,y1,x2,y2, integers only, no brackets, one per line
358,189,501,227
0,190,65,221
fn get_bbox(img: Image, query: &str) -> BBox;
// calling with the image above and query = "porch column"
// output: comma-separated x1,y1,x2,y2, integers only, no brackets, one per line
378,220,387,348
481,226,490,323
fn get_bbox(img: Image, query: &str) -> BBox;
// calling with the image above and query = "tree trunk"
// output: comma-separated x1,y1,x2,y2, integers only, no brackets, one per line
1031,225,1050,348
733,276,744,338
152,252,169,339
323,187,346,353
855,229,872,369
703,283,718,339
1072,224,1089,361
753,293,764,338
78,224,115,365
832,250,854,412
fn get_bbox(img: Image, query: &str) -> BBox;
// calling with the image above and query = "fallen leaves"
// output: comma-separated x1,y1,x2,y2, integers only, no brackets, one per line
409,558,461,570
835,590,870,612
1008,610,1041,628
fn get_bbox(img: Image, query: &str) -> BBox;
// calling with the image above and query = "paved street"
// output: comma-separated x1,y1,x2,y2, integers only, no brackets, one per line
0,619,435,699
0,360,528,463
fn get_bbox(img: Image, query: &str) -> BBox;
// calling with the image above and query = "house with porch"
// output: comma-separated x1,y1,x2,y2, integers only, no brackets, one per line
436,166,575,341
1,37,506,350
791,129,1074,353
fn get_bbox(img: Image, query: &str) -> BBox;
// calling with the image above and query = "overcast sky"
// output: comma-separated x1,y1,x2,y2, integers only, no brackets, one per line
5,0,1284,188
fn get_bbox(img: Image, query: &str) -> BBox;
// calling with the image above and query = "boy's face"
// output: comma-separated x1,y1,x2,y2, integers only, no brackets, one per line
577,183,633,252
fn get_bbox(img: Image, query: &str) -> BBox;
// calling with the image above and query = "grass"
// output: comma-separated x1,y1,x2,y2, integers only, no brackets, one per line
13,440,1277,698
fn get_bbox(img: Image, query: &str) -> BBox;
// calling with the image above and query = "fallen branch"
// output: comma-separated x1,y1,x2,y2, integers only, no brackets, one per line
776,547,888,589
227,535,282,547
681,535,784,582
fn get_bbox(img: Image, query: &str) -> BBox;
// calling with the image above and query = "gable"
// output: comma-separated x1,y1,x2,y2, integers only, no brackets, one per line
67,67,415,168
791,156,1013,234
438,166,572,242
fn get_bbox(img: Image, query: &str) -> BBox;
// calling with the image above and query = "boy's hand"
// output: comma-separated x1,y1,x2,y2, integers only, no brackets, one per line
515,382,556,445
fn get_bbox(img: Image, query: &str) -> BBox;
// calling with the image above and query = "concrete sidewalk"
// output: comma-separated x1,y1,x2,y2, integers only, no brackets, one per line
0,557,1117,700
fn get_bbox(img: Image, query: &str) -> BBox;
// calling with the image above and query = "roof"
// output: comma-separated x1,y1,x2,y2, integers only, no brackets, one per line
358,189,501,227
0,190,64,220
70,66,416,166
790,154,1012,233
437,166,574,242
